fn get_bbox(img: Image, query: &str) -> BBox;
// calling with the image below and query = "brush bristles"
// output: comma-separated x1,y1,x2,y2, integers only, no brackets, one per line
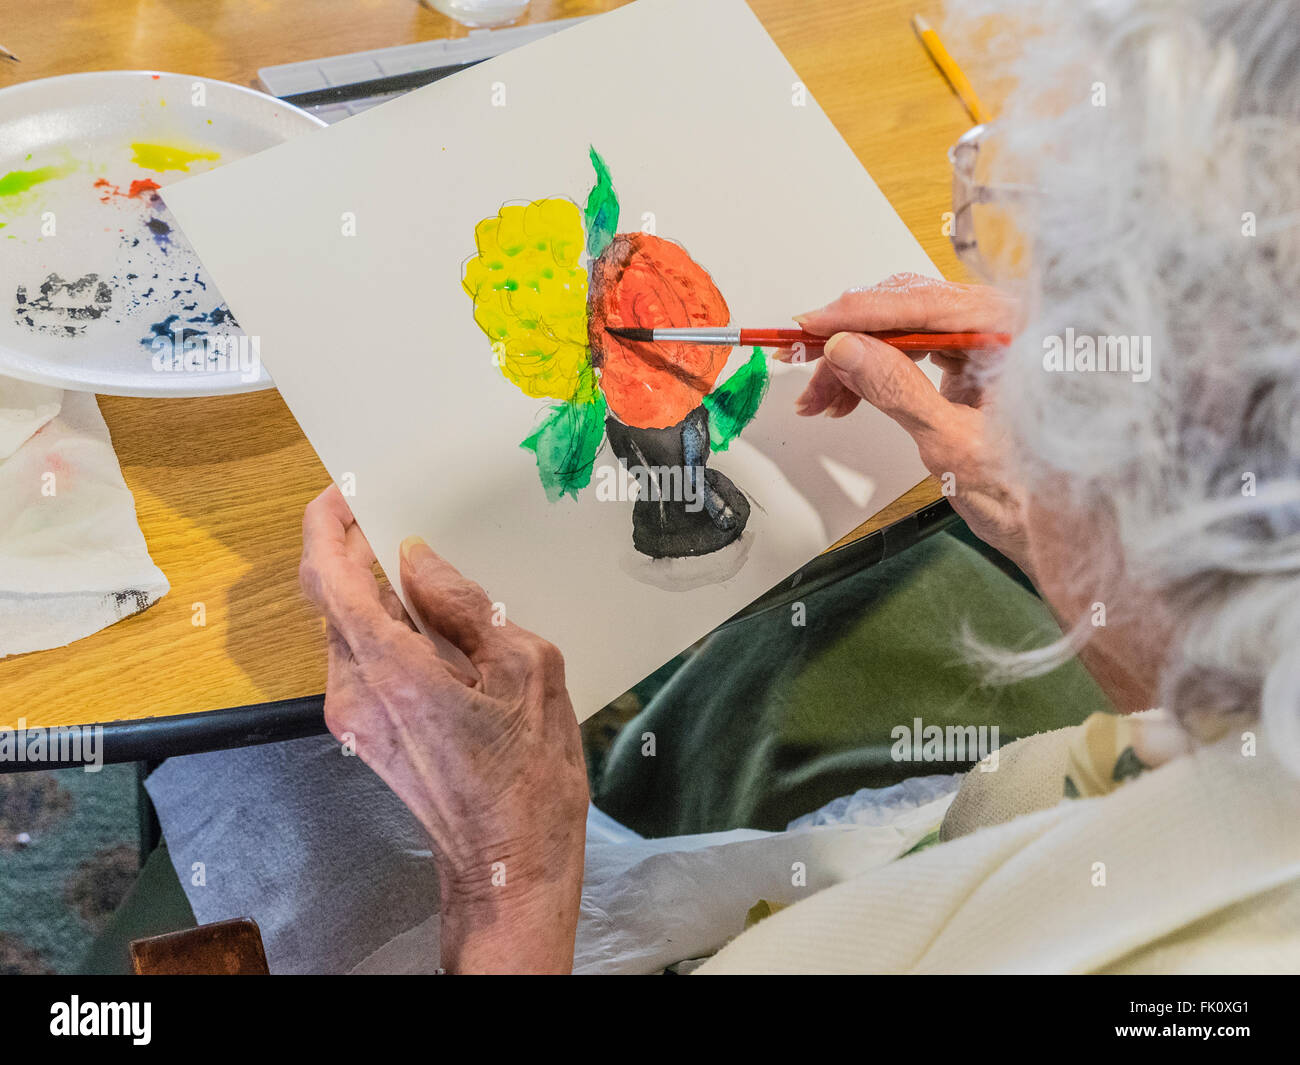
605,326,656,342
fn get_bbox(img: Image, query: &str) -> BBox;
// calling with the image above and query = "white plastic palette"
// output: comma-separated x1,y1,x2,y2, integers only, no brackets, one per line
0,71,323,396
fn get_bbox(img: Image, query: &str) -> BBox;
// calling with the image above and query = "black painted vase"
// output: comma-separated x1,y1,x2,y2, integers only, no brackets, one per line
603,406,750,559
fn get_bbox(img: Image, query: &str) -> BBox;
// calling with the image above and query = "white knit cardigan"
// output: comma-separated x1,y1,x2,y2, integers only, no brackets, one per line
699,733,1300,973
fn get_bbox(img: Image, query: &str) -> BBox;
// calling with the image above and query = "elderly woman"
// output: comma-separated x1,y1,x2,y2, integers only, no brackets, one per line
294,0,1300,973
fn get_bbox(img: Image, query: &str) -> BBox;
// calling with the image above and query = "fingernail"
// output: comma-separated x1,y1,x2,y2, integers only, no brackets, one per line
823,332,866,367
792,311,817,325
399,535,427,561
794,393,815,415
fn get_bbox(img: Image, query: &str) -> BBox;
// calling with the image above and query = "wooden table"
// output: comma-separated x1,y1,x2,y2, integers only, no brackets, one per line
0,0,970,747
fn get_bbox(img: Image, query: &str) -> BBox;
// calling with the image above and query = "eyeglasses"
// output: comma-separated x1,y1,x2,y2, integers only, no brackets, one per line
948,123,1041,284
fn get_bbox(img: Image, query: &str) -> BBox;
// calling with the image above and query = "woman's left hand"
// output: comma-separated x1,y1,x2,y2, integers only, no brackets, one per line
298,485,589,974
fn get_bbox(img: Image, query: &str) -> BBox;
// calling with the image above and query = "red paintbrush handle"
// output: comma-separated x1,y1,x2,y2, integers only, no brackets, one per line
739,328,1010,351
872,331,1012,351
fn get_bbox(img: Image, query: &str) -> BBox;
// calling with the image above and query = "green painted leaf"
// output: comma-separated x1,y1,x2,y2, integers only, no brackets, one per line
583,146,619,260
521,392,608,502
702,348,770,451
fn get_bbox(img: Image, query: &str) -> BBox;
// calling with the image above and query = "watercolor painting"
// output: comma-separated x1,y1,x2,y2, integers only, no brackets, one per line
158,0,939,716
462,147,769,559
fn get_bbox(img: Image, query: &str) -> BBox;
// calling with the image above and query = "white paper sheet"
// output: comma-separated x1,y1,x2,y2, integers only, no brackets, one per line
162,0,940,719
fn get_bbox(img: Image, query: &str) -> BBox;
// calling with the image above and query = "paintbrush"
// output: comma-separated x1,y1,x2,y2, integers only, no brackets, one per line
0,44,20,63
605,326,1010,353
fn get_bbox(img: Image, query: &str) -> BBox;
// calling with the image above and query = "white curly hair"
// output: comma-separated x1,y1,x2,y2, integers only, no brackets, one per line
946,0,1300,768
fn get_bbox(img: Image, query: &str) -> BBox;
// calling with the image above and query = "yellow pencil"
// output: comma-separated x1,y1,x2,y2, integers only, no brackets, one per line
912,13,991,125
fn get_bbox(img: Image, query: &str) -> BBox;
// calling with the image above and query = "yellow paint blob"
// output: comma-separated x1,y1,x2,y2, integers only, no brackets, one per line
130,142,221,173
462,197,594,403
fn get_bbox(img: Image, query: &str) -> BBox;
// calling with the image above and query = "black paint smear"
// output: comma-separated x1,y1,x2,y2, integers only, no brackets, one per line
13,273,114,336
146,216,172,251
108,590,154,617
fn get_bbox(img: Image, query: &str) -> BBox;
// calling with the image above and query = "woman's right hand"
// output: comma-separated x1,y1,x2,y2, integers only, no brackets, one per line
790,273,1035,580
297,486,589,973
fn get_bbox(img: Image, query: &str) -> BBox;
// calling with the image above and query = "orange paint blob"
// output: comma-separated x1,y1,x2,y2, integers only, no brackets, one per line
93,177,162,203
588,232,731,429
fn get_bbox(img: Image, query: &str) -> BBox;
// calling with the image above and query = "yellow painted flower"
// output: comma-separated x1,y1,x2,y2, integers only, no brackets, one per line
462,197,595,403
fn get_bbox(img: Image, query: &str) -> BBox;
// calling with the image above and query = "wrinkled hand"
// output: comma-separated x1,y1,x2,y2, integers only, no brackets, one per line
298,485,588,973
789,272,1033,579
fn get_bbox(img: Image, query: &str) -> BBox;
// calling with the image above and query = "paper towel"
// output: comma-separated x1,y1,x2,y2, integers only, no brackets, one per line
0,377,169,658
